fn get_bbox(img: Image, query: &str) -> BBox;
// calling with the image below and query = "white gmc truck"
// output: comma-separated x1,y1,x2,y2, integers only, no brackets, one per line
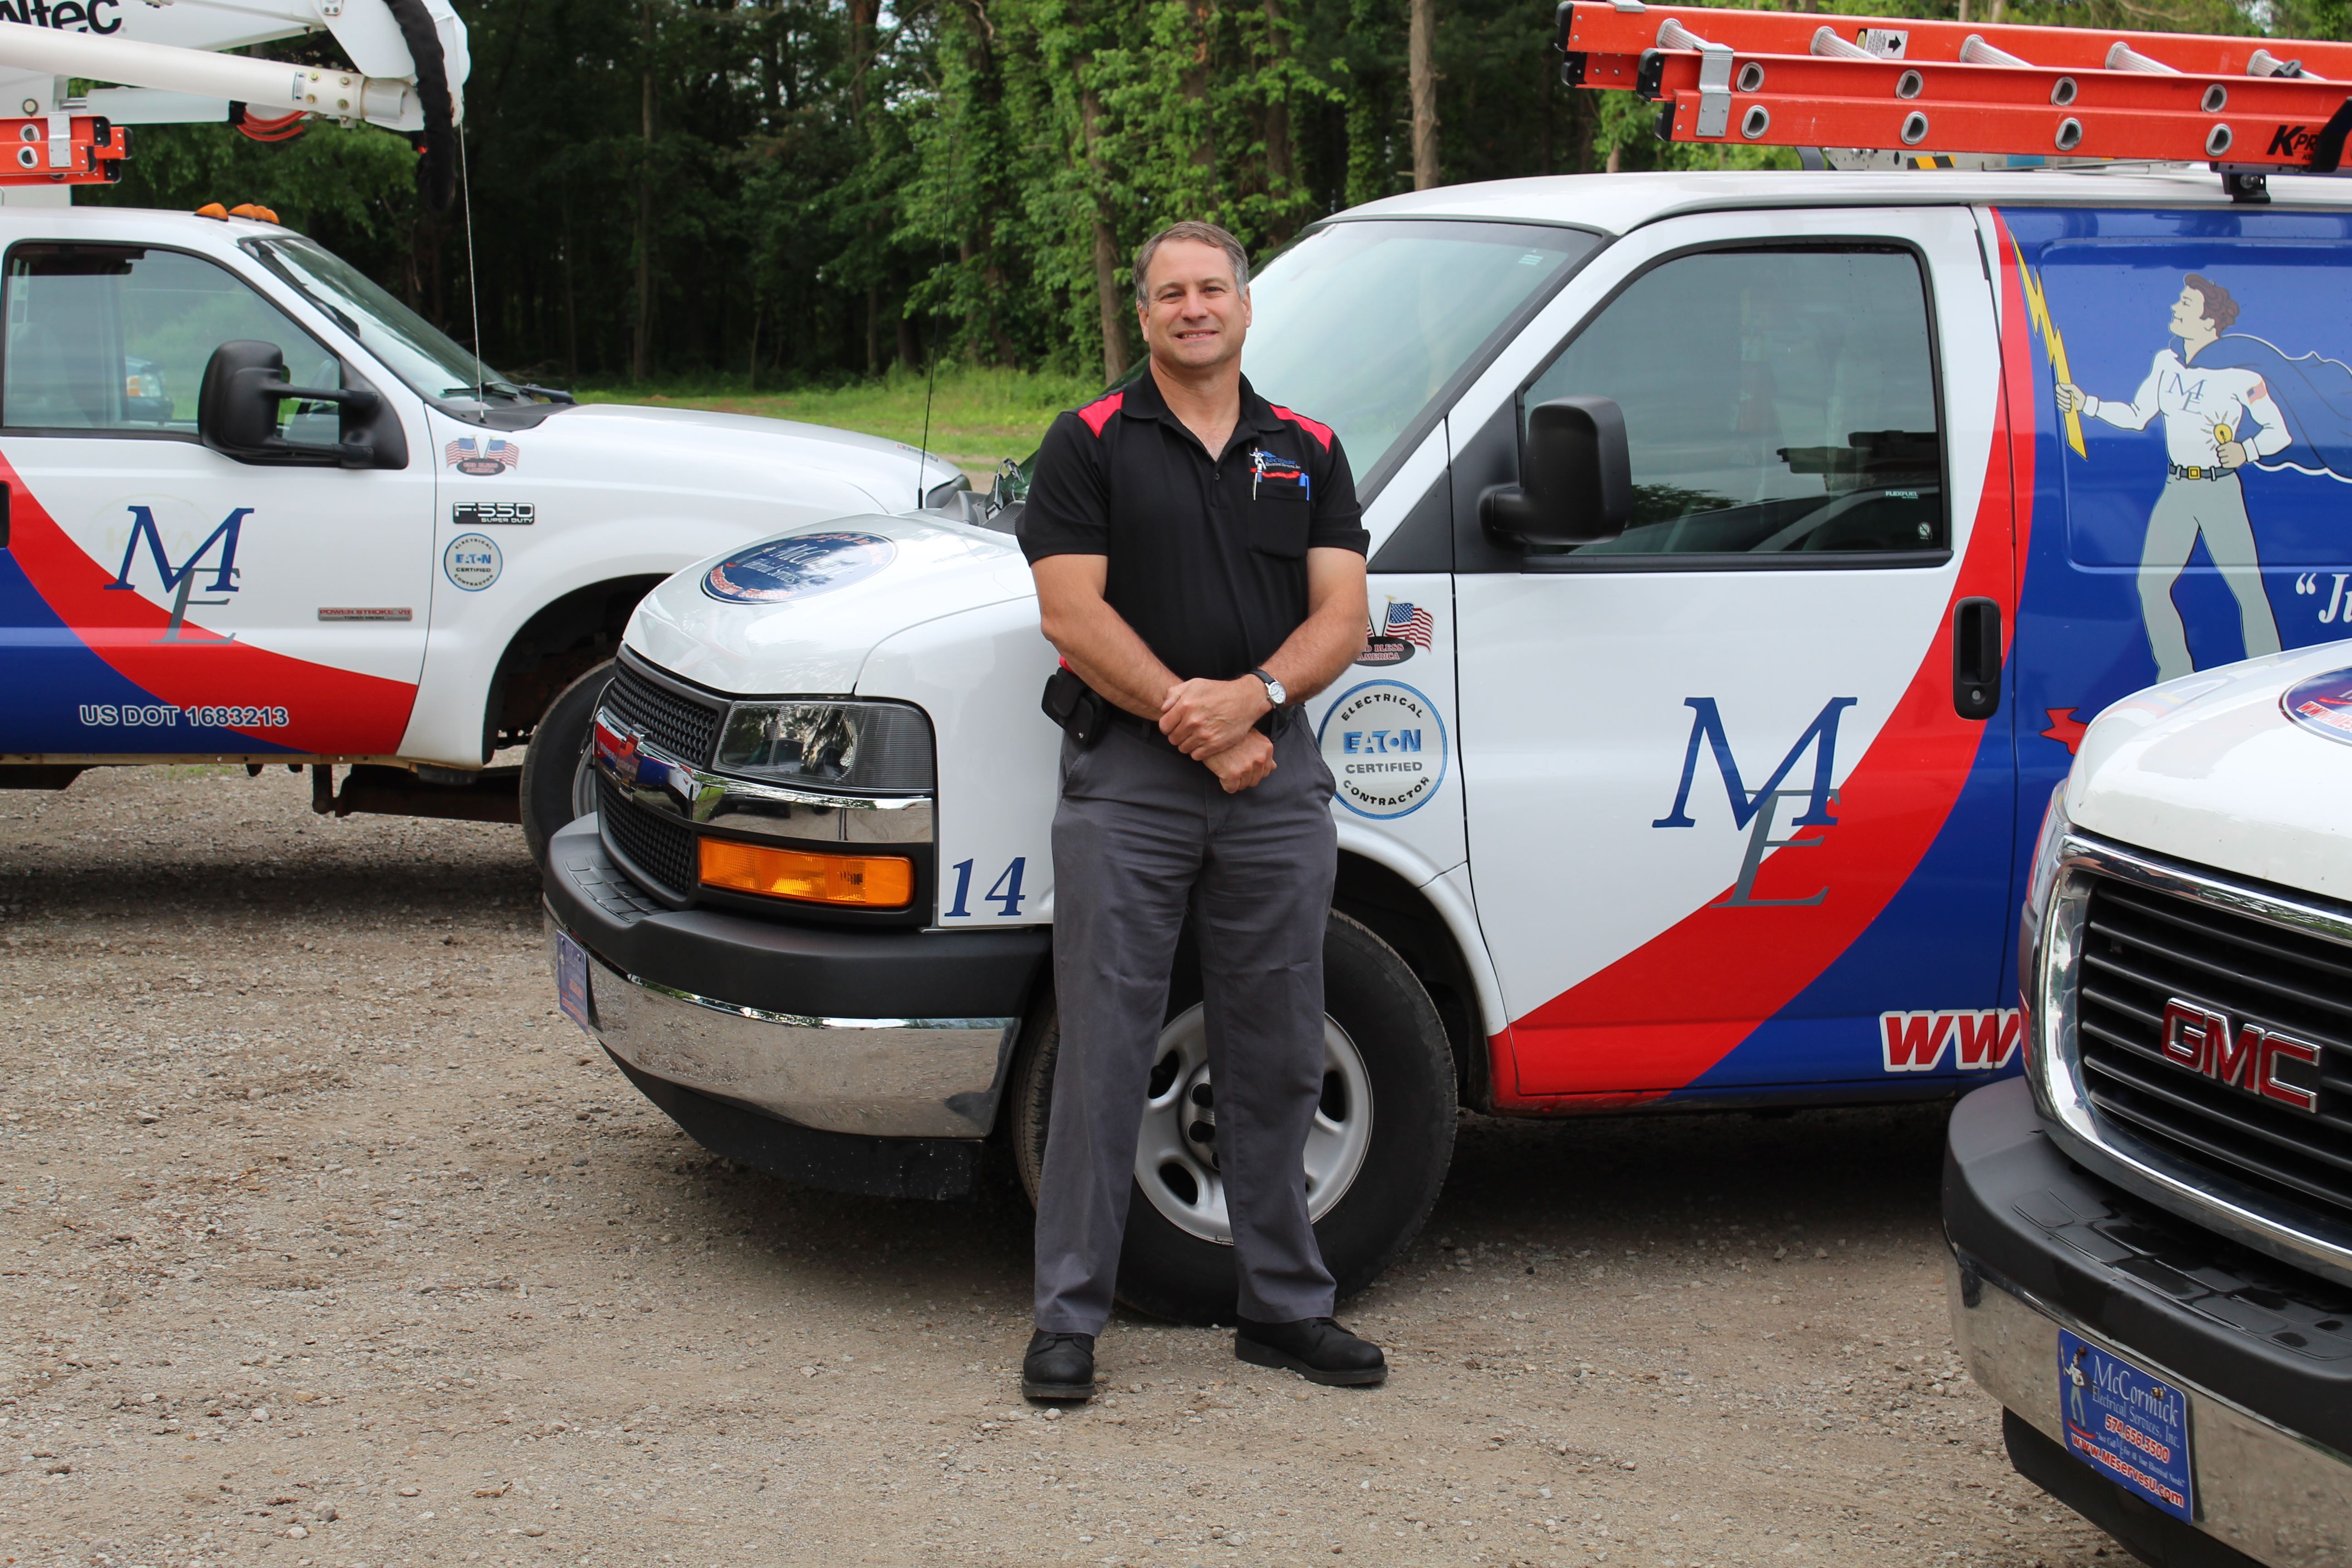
1947,644,2352,1567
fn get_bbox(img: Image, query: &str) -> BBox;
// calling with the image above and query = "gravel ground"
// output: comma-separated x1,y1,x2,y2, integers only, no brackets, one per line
0,766,2127,1568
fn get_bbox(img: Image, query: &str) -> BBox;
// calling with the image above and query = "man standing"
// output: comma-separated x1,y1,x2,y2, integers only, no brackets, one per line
2057,274,2288,681
1015,220,1383,1399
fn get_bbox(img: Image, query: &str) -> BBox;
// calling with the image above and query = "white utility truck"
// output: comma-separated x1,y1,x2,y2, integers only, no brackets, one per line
0,0,967,849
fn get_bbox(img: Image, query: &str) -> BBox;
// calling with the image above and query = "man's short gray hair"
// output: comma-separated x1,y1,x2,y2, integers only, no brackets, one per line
1133,220,1250,308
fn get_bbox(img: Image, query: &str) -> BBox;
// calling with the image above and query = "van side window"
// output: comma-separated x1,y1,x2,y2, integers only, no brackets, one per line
1524,246,1945,559
2,243,343,444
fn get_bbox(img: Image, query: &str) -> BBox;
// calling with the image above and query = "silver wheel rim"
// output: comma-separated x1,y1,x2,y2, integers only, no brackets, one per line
1132,1003,1374,1245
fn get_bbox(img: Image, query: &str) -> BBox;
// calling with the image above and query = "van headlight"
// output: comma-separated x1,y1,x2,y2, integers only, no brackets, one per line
711,700,935,792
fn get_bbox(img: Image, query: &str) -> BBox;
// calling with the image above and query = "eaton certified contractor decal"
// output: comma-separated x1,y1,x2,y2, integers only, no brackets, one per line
702,530,897,605
2281,665,2352,745
442,534,504,592
2058,1329,2195,1521
1318,680,1447,818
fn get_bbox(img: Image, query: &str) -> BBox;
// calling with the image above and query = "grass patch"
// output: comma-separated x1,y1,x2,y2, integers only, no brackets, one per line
574,364,1102,481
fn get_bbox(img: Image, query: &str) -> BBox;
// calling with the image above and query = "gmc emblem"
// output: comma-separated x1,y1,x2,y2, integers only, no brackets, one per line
2158,999,2323,1113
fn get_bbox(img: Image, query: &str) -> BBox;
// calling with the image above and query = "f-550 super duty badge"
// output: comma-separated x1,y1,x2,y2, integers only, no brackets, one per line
452,502,535,526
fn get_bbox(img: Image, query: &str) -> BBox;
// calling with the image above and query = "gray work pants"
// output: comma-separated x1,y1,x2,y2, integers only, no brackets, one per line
1032,714,1339,1335
2140,475,2280,682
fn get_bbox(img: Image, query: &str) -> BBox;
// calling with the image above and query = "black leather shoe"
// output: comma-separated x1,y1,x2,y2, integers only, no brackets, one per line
1021,1330,1097,1401
1235,1315,1387,1387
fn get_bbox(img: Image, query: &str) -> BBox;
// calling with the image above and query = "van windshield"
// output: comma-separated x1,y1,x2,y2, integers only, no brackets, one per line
243,236,542,414
1241,219,1598,489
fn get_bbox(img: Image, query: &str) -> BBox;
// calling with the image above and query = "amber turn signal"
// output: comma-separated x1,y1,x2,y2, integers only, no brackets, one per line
698,839,913,908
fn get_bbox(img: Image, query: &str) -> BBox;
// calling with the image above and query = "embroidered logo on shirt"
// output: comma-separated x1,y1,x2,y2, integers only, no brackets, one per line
1251,448,1309,500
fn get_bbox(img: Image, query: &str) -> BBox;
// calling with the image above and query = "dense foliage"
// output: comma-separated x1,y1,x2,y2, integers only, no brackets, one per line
91,0,2343,388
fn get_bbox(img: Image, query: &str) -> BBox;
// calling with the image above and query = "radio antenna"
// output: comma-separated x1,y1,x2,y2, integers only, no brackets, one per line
458,118,486,401
917,304,940,510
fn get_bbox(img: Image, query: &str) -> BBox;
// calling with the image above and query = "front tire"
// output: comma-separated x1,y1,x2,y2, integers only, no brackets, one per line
1009,911,1457,1325
520,659,612,868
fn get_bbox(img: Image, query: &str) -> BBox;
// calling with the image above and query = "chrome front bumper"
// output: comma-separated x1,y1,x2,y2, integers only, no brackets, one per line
545,912,1018,1139
1950,1251,2352,1567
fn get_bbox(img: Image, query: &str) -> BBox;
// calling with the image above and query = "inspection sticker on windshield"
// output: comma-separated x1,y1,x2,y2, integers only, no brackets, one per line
702,530,897,605
2058,1329,2194,1521
555,931,594,1038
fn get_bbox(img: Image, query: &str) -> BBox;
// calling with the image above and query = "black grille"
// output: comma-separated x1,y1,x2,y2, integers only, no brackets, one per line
597,774,697,902
604,659,723,766
2077,876,2352,1222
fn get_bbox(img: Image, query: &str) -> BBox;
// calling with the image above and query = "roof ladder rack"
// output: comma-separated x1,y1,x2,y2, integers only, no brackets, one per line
1556,1,2352,202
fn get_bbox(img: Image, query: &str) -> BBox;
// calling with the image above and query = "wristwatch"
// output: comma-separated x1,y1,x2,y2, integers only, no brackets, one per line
1251,667,1287,709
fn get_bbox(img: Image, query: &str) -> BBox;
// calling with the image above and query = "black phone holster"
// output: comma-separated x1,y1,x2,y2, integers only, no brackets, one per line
1041,666,1111,750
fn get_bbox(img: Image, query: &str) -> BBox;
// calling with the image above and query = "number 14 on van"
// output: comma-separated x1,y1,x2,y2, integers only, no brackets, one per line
944,858,1027,918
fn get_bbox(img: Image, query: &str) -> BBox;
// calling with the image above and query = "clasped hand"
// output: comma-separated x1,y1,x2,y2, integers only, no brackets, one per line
1161,676,1277,793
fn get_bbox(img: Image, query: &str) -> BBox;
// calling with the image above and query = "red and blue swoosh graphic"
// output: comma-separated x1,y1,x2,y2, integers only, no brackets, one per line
0,450,416,755
1489,211,2038,1109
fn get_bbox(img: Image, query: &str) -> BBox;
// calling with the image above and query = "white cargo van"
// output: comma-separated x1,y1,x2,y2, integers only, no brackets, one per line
541,165,2352,1321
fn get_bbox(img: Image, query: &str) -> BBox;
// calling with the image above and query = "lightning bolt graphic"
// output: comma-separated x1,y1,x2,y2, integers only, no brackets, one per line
2014,236,2087,459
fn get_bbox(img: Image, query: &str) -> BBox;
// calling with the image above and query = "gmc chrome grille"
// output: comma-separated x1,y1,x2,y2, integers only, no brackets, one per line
604,658,723,767
597,773,697,902
2078,876,2352,1222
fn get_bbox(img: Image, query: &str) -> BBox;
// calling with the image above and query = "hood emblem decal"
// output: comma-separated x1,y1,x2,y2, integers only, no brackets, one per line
702,530,898,605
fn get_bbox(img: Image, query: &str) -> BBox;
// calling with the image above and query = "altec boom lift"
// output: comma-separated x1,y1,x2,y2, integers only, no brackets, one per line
0,0,465,196
1559,0,2352,197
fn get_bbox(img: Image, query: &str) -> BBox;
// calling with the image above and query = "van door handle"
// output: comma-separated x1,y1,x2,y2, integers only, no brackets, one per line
1952,597,2002,721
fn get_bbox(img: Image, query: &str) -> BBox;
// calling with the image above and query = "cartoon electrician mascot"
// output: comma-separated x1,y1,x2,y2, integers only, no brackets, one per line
2057,275,2287,682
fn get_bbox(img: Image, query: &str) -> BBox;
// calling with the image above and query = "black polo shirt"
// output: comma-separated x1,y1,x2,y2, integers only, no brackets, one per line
1017,370,1368,683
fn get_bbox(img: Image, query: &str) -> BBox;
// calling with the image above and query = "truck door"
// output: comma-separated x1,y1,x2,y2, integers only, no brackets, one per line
0,240,430,758
1450,207,2021,1104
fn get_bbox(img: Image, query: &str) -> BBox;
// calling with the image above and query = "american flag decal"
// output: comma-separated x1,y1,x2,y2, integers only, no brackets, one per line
1382,600,1435,648
444,436,520,472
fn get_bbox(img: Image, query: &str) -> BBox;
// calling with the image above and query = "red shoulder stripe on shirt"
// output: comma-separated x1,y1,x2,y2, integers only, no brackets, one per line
1269,404,1334,451
1075,392,1124,437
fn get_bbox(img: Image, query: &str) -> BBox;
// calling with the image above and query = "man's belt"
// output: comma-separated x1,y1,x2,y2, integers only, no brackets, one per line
2168,461,2231,482
1105,705,1293,746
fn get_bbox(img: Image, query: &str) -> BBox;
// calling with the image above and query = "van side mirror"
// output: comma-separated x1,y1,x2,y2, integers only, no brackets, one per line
1481,395,1633,548
197,339,408,470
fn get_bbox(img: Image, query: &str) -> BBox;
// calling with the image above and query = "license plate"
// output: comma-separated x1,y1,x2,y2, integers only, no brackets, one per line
555,931,595,1037
2058,1328,2195,1521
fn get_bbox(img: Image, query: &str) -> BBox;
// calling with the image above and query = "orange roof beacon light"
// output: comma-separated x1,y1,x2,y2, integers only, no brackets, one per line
697,838,915,910
1556,0,2352,201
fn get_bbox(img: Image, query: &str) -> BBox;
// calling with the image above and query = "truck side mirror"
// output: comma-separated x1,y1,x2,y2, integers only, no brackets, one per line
1481,395,1633,548
197,339,409,470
